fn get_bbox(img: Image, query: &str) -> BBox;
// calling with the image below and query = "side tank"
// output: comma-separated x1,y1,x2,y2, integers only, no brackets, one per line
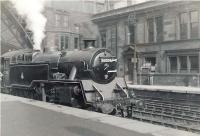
33,47,118,84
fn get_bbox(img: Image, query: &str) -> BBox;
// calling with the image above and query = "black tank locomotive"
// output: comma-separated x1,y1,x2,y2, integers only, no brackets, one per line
33,47,117,84
8,47,140,114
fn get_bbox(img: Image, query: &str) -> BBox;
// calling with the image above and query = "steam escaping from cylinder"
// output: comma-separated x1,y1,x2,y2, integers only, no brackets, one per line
9,0,47,50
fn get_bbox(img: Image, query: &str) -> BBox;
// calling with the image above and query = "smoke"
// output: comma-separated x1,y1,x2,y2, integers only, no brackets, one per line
9,0,47,50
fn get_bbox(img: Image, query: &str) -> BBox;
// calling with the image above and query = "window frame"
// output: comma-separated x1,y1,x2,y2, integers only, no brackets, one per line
74,37,79,49
100,30,107,48
169,56,178,73
179,56,188,73
55,14,61,27
179,12,188,40
55,34,69,50
189,55,199,73
111,25,117,56
190,11,199,39
128,24,135,44
168,55,199,73
147,18,154,43
155,16,163,42
63,15,69,28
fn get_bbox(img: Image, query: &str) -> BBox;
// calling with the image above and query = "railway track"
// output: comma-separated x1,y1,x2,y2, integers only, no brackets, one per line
128,98,200,133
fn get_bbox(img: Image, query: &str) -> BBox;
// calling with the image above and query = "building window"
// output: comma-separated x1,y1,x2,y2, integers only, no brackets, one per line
100,31,106,48
179,56,188,73
169,55,199,73
189,56,199,73
74,37,78,49
60,35,65,50
63,16,69,28
129,24,135,44
155,16,163,42
147,18,154,43
56,14,68,28
180,13,188,40
84,40,95,48
169,56,177,73
55,34,68,50
64,35,68,49
145,57,156,66
190,11,199,39
55,14,61,26
75,25,80,34
111,26,117,56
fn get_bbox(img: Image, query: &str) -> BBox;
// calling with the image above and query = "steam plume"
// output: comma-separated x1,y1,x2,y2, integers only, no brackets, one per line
9,0,47,50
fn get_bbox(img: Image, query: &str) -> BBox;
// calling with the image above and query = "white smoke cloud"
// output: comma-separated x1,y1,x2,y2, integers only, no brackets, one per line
9,0,47,50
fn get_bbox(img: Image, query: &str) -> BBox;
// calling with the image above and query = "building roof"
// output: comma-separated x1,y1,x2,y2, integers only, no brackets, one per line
92,1,196,23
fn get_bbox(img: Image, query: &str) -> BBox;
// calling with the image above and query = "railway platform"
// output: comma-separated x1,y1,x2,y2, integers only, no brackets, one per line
128,85,200,94
128,84,200,104
1,93,199,136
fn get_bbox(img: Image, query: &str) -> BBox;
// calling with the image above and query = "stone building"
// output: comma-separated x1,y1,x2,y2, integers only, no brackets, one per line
92,1,200,87
43,0,103,50
1,0,103,53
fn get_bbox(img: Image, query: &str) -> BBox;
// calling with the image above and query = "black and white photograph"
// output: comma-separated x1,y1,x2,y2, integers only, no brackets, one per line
1,0,200,136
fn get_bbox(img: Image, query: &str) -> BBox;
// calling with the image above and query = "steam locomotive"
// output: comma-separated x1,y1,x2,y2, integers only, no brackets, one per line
2,47,142,115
